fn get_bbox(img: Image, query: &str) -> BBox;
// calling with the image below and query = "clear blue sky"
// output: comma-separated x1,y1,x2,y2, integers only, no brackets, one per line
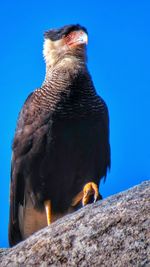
0,1,150,247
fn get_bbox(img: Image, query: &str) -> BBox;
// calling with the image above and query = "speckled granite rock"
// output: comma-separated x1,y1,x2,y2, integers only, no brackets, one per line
1,181,150,267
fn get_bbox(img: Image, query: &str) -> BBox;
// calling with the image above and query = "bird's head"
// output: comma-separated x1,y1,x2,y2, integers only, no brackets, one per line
43,24,88,68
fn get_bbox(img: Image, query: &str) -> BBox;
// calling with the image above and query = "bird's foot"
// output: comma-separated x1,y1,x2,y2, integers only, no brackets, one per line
82,182,99,206
72,182,101,208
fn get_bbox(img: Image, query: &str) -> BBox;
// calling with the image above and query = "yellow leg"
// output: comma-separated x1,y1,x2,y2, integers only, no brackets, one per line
44,200,51,226
82,182,99,206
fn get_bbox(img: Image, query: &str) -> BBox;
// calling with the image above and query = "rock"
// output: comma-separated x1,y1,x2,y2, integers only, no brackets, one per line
0,181,150,266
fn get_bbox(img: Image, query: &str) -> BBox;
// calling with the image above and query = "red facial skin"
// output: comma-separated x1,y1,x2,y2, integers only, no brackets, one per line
64,31,88,47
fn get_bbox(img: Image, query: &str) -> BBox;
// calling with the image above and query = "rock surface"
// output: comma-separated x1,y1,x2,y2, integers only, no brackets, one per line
1,181,150,267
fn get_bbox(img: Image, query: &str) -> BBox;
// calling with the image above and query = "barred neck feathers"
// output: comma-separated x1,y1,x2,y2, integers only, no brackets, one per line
33,45,105,117
33,61,84,112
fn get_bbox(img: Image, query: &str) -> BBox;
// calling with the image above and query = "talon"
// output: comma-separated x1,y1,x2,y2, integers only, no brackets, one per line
44,200,51,226
82,182,99,206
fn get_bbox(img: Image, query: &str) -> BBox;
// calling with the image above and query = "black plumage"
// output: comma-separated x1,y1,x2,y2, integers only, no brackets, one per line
9,24,110,246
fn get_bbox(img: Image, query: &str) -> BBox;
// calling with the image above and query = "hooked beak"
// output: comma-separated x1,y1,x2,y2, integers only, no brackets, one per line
65,30,88,47
78,31,88,45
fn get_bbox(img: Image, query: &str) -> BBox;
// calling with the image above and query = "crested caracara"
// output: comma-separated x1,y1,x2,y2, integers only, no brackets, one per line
9,24,111,246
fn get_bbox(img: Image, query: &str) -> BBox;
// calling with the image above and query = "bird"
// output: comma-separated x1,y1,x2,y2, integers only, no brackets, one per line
8,24,111,246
